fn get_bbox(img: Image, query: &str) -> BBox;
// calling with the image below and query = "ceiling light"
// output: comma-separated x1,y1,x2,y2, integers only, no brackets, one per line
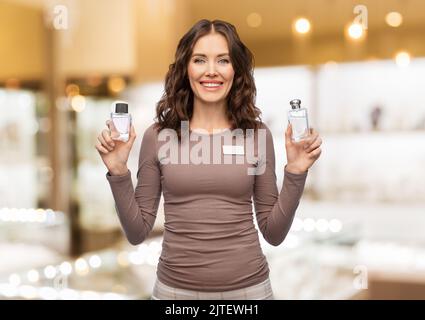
386,12,403,27
246,12,262,28
347,22,364,40
293,17,311,34
395,51,411,67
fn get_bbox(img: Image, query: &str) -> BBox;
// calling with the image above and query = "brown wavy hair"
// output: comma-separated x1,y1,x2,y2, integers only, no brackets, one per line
154,19,262,140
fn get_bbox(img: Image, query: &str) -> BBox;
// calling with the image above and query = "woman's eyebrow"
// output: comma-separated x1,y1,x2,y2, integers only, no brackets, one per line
191,53,230,58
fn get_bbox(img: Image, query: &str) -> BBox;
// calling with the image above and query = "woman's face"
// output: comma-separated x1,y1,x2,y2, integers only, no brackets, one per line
187,32,235,104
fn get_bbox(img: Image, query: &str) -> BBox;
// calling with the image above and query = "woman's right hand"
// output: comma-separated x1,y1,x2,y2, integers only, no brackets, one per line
95,120,137,175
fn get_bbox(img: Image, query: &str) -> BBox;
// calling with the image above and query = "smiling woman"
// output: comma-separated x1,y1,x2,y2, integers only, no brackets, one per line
99,19,318,301
187,32,235,130
189,38,233,97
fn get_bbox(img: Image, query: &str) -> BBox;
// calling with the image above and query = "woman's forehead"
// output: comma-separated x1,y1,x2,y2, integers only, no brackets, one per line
192,33,229,53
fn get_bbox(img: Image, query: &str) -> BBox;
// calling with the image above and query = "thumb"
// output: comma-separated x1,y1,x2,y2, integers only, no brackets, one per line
110,131,120,139
127,124,137,145
285,123,293,145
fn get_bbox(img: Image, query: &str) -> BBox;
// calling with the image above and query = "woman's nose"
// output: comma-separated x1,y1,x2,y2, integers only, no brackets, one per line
206,61,217,76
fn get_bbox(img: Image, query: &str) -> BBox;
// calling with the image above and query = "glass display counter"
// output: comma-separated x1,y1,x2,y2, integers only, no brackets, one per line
0,236,161,300
3,212,425,300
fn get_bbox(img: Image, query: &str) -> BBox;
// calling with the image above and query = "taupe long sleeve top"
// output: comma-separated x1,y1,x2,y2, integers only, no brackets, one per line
106,122,308,291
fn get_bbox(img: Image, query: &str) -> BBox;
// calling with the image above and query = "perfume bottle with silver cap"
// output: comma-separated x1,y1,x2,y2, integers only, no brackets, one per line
110,101,132,142
288,99,309,142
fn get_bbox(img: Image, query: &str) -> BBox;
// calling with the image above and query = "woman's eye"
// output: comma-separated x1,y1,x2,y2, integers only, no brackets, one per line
219,59,230,64
194,59,205,64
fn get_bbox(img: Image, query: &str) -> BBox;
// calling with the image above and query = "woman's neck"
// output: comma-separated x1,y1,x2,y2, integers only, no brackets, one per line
190,98,231,133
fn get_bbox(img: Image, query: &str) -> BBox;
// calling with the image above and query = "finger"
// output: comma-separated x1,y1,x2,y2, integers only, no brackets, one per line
304,134,320,151
289,139,308,151
95,143,109,154
98,134,113,151
308,147,322,159
305,137,322,153
101,129,115,148
293,139,308,149
106,119,116,130
303,132,319,150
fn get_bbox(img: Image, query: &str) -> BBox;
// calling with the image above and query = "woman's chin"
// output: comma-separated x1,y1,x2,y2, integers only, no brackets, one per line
197,95,226,104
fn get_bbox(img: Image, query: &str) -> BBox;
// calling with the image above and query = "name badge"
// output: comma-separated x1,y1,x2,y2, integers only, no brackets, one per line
222,145,245,155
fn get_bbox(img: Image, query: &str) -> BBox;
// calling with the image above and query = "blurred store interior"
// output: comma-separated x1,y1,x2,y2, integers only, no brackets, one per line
1,0,425,300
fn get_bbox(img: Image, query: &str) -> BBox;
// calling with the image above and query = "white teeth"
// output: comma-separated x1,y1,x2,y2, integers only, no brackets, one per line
201,82,222,87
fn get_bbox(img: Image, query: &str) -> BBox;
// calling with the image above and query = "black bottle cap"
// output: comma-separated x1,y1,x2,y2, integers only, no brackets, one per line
115,102,128,113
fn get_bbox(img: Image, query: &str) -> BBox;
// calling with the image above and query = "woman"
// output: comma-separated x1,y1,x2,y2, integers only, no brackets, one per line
95,19,322,300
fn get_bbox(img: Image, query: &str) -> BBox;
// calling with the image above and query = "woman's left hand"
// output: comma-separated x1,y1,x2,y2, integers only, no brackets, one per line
284,124,322,174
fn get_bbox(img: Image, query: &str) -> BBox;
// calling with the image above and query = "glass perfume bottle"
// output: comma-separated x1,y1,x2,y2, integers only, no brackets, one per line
110,101,131,142
288,99,309,142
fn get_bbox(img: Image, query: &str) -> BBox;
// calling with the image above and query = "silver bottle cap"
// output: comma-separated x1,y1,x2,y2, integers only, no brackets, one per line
290,99,301,109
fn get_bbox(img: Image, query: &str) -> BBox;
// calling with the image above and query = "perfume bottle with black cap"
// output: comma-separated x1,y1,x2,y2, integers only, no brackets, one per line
288,99,309,142
111,101,131,142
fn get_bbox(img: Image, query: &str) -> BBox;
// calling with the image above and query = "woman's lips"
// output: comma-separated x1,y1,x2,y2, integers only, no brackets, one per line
199,81,224,91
